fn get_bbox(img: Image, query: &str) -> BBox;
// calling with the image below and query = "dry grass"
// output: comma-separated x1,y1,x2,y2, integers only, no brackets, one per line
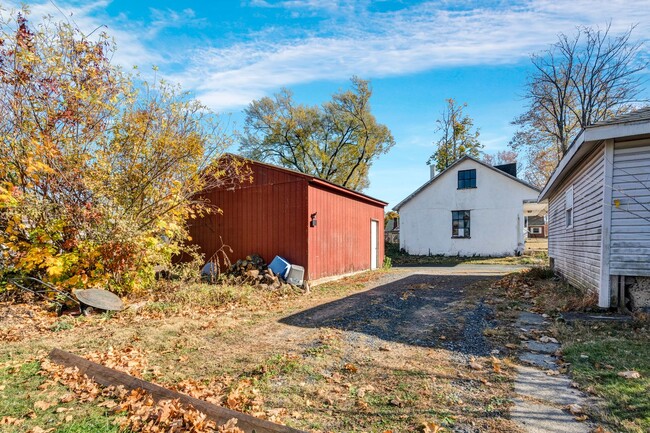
0,269,526,433
491,267,598,314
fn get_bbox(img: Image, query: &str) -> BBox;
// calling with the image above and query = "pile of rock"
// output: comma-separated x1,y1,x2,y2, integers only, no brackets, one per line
226,254,302,291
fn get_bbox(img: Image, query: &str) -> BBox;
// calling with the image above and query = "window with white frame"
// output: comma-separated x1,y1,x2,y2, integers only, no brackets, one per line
565,186,574,228
530,227,542,234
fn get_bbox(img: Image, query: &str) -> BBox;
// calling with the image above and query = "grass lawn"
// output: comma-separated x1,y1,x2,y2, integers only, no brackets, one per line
489,267,650,433
0,359,120,433
385,242,548,267
560,322,650,433
1,269,522,433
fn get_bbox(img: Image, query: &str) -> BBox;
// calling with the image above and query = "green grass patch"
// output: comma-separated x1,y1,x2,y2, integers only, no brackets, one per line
385,242,548,266
0,359,120,433
562,328,650,432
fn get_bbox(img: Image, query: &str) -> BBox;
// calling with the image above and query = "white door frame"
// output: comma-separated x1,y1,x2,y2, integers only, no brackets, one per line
370,219,379,270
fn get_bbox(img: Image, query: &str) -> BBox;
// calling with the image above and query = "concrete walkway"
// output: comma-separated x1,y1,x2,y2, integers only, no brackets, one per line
511,311,593,433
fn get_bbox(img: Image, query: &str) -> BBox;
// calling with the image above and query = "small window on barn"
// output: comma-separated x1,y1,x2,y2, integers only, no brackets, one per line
452,210,471,238
458,169,476,189
565,186,574,229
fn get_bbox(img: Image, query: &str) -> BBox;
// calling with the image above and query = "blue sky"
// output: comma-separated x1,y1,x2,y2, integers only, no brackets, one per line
5,0,650,208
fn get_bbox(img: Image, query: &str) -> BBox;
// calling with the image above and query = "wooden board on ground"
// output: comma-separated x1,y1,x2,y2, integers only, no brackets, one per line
48,348,306,433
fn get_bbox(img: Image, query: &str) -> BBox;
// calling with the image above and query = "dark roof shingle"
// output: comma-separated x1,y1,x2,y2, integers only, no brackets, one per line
589,106,650,127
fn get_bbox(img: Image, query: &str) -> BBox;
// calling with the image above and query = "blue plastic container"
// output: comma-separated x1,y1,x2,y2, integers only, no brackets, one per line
269,256,290,279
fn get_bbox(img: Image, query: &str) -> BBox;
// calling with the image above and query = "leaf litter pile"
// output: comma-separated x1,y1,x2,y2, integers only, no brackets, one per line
2,271,534,432
38,346,250,433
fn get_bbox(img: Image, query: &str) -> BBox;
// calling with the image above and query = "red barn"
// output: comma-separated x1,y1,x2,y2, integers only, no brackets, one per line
189,158,387,282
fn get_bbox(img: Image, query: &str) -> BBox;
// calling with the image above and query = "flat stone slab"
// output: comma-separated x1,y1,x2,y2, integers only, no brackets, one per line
515,365,584,406
561,312,632,324
525,341,561,354
511,398,591,433
516,311,548,326
520,352,558,370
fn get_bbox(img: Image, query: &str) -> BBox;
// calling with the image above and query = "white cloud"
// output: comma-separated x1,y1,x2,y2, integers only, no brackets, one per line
2,0,162,68
4,0,648,112
175,0,650,111
146,8,206,39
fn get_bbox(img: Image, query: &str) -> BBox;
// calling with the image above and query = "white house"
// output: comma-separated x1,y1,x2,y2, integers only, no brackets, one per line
539,107,650,310
395,156,540,257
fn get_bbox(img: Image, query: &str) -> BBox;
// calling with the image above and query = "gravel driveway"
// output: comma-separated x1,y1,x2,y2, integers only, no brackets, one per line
281,266,516,357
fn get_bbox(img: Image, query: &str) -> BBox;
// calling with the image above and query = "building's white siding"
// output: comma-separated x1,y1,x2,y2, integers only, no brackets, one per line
399,159,539,256
548,143,605,293
610,139,650,276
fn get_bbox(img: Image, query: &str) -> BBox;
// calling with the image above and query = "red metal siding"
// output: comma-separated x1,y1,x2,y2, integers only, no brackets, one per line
307,184,385,280
188,164,309,271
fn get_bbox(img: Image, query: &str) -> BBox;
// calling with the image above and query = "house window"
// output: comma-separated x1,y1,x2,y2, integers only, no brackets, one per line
565,186,574,228
530,227,542,234
452,210,471,238
458,169,476,189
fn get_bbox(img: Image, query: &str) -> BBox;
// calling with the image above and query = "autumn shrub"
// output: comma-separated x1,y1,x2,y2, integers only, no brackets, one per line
0,11,249,294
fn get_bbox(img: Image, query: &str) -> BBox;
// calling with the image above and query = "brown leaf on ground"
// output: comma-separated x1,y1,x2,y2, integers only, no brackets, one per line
0,416,24,426
567,403,584,415
469,358,483,370
33,400,53,411
422,421,445,432
217,418,245,433
617,370,641,379
592,426,612,433
28,427,55,433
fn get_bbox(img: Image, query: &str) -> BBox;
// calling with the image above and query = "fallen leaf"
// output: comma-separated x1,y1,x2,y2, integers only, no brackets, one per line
34,400,53,411
617,371,641,379
343,363,358,373
422,421,445,433
469,359,483,371
0,417,24,426
575,414,589,422
567,403,584,415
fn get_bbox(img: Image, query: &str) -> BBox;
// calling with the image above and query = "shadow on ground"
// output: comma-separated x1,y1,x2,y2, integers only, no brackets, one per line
280,274,498,356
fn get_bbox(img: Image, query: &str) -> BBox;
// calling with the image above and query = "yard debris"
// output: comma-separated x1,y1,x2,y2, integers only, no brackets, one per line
41,348,301,433
617,370,641,379
539,335,559,344
468,358,483,370
225,254,304,292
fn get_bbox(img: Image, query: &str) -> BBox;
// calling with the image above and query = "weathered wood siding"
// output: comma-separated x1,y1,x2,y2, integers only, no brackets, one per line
610,139,650,276
548,143,605,293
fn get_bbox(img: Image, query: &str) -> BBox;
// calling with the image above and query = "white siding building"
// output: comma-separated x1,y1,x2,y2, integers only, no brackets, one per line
539,107,650,310
395,156,540,257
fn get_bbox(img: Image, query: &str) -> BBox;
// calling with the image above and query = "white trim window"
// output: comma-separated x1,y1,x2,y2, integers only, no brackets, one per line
565,186,574,228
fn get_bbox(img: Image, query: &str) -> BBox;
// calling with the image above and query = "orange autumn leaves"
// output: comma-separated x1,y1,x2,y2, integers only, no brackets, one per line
0,11,245,294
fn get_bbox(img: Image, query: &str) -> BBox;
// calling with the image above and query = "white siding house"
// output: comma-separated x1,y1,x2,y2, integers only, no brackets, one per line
540,107,650,310
395,156,540,257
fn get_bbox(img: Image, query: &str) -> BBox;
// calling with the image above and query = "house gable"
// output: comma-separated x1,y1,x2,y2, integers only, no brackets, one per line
393,155,539,212
396,157,540,256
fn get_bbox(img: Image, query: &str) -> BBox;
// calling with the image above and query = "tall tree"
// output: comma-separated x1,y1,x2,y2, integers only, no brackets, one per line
239,77,395,191
511,24,647,186
0,12,245,292
482,150,518,167
428,99,482,172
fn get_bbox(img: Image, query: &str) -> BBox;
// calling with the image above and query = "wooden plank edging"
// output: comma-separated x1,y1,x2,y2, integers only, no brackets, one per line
48,348,307,433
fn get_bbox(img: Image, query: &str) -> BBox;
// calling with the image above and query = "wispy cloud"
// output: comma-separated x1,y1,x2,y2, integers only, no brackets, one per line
176,0,650,110
4,0,648,112
146,8,206,39
2,0,162,68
